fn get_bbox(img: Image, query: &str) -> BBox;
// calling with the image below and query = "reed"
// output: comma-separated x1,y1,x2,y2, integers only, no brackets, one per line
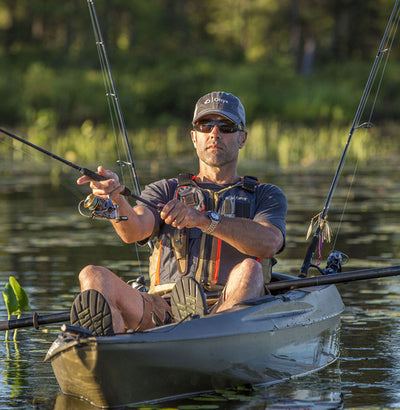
242,121,395,169
1,119,398,171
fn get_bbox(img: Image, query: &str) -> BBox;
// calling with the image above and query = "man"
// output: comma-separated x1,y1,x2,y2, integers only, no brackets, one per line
71,91,287,336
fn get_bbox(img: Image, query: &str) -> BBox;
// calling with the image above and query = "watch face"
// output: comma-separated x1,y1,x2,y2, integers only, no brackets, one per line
209,211,221,221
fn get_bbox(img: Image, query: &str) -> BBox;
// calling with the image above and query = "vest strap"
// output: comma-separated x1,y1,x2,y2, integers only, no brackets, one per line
172,228,189,276
177,172,194,186
242,175,258,193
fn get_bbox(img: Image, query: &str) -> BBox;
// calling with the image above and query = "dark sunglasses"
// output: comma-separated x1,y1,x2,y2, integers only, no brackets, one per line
193,120,244,134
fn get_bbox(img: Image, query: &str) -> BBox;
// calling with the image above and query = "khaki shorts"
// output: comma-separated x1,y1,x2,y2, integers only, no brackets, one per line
135,292,172,331
136,281,265,331
135,290,219,331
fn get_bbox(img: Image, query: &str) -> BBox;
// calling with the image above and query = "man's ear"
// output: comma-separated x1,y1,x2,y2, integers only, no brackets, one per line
238,131,248,149
191,130,197,148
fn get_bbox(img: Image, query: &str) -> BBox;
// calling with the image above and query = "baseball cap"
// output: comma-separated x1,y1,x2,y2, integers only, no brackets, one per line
192,91,246,127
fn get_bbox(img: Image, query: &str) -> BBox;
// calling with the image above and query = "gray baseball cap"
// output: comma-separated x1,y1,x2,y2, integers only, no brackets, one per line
192,91,246,127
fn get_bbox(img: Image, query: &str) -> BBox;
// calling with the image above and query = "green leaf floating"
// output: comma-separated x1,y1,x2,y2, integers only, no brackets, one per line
9,276,31,312
2,283,19,316
2,276,31,341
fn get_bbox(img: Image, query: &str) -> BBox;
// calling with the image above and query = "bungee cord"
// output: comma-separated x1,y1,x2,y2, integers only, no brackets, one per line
300,0,400,276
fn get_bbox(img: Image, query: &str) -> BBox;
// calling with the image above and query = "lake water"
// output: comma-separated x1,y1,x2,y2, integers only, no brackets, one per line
1,158,400,409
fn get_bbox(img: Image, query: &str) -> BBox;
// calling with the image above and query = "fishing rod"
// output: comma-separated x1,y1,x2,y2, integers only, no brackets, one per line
300,0,400,277
87,0,141,198
87,1,156,252
3,264,400,332
0,127,162,218
0,311,70,331
269,265,400,292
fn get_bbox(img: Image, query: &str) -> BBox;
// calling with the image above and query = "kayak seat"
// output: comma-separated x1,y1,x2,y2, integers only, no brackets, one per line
70,289,114,336
170,277,208,321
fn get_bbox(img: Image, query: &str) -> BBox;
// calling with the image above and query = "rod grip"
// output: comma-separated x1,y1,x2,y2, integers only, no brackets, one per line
299,234,319,277
81,169,134,197
81,168,108,181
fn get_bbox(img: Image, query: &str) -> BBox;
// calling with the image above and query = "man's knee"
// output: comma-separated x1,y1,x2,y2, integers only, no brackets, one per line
78,265,109,288
227,258,264,289
238,258,263,281
241,258,262,271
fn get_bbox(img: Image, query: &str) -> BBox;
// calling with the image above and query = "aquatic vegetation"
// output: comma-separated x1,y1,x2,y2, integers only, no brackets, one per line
2,277,31,341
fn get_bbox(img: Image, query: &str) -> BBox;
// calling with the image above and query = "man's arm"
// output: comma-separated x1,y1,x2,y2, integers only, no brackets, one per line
209,218,283,258
109,198,156,244
160,200,284,258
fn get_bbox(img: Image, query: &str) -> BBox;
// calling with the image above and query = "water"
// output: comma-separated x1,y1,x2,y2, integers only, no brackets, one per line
1,159,400,409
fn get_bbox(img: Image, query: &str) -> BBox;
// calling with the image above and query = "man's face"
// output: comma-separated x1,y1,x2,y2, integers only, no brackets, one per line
191,114,247,168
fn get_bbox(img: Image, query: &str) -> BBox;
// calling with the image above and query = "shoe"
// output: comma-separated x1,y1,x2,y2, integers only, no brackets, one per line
70,289,114,336
170,277,208,321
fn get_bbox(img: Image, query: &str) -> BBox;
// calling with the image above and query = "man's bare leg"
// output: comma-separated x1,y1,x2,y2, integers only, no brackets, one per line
78,265,145,333
216,258,265,313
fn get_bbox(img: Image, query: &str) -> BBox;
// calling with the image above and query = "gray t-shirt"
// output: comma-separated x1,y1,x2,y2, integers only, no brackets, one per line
139,177,287,249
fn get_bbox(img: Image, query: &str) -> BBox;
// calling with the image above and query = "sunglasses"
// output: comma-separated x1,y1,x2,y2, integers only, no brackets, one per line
193,120,244,134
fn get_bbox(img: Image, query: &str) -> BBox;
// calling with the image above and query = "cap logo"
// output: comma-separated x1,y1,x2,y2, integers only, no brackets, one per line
204,97,229,105
193,91,245,126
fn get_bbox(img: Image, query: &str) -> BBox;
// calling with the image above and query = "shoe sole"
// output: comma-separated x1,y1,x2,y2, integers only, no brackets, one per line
170,277,208,321
70,289,114,336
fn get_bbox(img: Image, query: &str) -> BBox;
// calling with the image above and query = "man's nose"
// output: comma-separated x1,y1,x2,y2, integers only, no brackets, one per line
209,125,220,136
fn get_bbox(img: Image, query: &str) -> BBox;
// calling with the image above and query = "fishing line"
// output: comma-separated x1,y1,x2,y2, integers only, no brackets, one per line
301,0,400,275
87,0,141,197
86,0,150,272
331,2,400,251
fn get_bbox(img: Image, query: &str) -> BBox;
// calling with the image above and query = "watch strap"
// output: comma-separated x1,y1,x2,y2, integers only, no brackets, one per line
203,211,221,234
204,219,219,234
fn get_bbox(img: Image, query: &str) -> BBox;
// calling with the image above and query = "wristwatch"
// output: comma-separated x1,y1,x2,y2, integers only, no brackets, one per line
203,211,221,234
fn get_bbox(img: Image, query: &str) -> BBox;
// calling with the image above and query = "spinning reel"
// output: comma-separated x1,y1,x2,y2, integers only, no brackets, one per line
308,250,349,275
323,250,349,275
78,194,127,222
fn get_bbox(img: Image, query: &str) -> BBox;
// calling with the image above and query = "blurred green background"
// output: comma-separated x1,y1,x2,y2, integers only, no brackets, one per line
0,0,399,169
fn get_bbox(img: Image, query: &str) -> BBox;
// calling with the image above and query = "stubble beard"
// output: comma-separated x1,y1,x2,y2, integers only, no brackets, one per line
198,148,237,168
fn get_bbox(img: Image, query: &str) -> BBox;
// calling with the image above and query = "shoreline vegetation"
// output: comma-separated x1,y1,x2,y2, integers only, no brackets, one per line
1,117,398,173
1,59,399,175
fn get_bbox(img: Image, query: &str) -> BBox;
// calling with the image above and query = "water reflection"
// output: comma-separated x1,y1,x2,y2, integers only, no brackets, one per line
2,341,28,404
0,163,400,409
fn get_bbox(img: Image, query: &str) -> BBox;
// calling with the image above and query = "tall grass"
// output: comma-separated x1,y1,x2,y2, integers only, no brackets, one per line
1,114,398,174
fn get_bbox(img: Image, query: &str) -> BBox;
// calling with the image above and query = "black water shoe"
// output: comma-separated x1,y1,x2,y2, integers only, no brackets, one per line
70,289,114,336
170,277,208,321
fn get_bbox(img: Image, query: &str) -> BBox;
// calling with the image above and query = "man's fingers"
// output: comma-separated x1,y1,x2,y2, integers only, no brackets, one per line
160,200,197,228
77,166,119,187
77,175,90,185
160,201,175,219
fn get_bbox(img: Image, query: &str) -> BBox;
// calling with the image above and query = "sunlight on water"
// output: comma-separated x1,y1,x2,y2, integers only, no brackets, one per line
0,162,400,408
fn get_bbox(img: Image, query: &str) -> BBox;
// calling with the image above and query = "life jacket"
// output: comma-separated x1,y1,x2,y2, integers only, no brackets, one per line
148,173,274,295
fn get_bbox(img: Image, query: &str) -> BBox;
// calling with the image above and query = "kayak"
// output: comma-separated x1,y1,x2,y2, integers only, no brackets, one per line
45,272,344,408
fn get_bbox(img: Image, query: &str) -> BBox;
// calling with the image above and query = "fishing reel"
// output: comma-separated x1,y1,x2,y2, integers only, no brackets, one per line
127,276,148,292
322,250,349,275
309,250,349,275
78,194,127,222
